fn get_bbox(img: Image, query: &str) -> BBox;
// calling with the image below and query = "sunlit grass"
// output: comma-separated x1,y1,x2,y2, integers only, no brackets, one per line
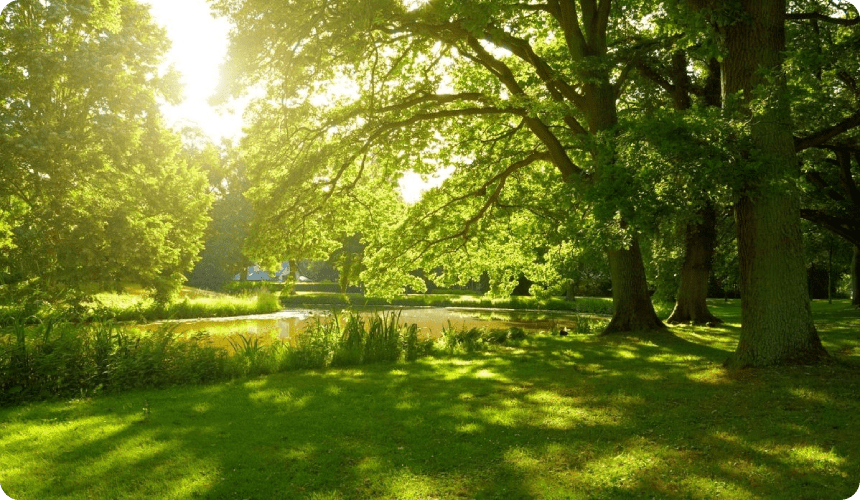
0,299,858,499
89,286,282,322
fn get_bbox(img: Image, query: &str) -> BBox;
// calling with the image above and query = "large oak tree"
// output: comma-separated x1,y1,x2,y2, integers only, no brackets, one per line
214,0,668,333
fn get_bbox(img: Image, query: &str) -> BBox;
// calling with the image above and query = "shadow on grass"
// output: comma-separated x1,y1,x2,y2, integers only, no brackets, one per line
2,318,859,499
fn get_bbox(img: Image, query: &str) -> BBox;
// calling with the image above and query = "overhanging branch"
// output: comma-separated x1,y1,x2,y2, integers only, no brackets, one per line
794,109,860,152
786,12,860,26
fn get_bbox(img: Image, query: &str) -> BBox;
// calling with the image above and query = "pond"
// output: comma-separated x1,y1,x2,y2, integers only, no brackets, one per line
142,307,602,352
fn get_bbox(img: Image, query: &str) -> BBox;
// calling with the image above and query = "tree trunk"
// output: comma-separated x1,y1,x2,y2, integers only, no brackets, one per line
721,0,828,367
288,259,299,295
648,51,722,325
603,236,666,334
852,244,860,308
667,205,722,324
565,280,577,301
582,78,664,335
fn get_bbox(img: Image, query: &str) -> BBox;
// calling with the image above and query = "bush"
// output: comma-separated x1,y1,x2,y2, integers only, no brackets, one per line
0,315,229,406
439,324,532,353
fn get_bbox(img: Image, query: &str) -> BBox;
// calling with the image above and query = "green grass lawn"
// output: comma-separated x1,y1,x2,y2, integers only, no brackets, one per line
1,300,858,499
88,287,282,322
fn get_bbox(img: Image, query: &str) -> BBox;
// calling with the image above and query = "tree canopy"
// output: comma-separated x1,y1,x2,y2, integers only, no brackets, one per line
210,0,860,365
0,0,212,302
212,0,678,331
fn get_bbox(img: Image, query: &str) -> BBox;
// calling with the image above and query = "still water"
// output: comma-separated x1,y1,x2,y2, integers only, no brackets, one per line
144,307,590,351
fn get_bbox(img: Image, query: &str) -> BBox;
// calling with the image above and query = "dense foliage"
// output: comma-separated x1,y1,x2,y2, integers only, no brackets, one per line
0,0,211,303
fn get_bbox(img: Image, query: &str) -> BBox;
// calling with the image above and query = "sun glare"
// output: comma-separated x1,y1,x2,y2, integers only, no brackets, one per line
403,0,430,11
143,0,243,140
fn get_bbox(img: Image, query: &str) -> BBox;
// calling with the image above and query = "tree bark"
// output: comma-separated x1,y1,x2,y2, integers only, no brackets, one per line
721,0,828,367
603,236,666,334
667,205,722,324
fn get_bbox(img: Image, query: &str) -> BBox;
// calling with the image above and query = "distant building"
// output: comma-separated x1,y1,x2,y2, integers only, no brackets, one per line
234,263,309,282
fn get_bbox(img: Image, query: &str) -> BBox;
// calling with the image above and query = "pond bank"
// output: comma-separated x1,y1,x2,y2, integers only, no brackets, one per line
141,306,610,352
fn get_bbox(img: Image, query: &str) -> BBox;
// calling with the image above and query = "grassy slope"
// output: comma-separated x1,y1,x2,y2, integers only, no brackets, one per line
1,300,858,500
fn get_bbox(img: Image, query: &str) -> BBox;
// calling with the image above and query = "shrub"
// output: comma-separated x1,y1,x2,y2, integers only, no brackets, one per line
440,322,484,353
572,315,609,334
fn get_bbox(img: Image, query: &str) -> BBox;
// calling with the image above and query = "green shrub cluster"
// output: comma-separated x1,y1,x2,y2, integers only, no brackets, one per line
279,292,615,314
105,292,283,323
440,323,529,353
0,317,229,406
571,315,610,334
0,292,284,327
0,311,433,406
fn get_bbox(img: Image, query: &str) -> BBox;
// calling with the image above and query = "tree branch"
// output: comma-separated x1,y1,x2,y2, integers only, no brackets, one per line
837,149,860,207
800,208,860,247
786,12,860,26
418,151,553,249
483,24,588,112
794,109,860,152
550,0,588,60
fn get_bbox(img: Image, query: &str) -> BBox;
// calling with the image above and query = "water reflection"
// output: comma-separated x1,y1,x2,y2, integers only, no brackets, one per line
143,307,595,352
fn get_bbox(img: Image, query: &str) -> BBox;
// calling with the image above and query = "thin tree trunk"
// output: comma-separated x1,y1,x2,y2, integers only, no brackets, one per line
828,242,833,305
603,236,666,334
288,259,299,295
667,205,722,324
657,52,722,325
721,0,828,367
852,244,860,307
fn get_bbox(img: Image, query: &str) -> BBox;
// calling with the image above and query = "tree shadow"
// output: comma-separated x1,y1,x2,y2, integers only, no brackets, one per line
1,329,859,500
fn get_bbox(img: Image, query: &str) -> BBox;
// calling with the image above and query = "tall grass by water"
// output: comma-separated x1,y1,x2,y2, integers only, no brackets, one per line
0,311,434,406
93,288,282,322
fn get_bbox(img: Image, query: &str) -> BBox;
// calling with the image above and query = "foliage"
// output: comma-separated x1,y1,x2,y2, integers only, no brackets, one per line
210,0,677,302
0,317,229,406
328,233,366,293
0,0,211,303
221,280,288,295
292,311,433,370
440,323,530,354
279,291,615,314
84,289,283,324
802,220,855,300
187,139,256,291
